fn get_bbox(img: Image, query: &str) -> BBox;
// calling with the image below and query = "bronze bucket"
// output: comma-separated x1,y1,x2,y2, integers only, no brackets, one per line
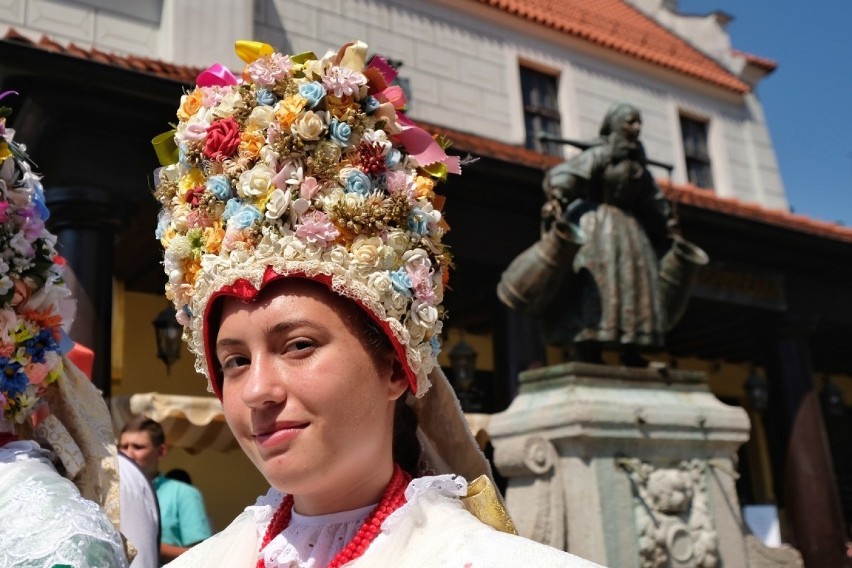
497,222,584,315
659,236,709,329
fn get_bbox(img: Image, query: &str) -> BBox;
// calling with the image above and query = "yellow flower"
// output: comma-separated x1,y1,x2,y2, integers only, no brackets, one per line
177,90,204,121
413,176,436,200
183,258,202,285
0,140,12,163
160,226,177,248
203,224,225,255
178,168,206,195
275,94,307,129
239,130,265,159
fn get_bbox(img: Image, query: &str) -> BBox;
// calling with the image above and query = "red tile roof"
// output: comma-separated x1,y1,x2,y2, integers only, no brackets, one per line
8,28,835,244
470,0,751,94
423,121,852,244
733,49,778,72
2,28,202,84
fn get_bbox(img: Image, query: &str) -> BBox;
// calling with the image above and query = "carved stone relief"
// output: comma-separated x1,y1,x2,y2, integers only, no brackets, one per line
620,458,719,568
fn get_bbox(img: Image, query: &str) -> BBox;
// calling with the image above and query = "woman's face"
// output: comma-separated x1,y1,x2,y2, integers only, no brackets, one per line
215,279,407,514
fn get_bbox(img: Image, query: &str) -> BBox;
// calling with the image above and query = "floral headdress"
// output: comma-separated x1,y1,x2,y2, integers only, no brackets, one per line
0,93,74,425
154,41,461,397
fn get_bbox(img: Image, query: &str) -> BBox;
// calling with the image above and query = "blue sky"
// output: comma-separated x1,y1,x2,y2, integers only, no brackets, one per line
680,0,852,226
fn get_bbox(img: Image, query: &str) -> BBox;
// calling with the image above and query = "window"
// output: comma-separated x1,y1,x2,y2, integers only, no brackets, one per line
520,66,562,156
680,115,714,189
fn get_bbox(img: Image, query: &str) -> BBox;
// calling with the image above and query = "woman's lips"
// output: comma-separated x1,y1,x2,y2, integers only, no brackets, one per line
254,422,308,447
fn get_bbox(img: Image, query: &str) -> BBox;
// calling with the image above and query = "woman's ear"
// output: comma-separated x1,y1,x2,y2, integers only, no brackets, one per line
386,357,409,401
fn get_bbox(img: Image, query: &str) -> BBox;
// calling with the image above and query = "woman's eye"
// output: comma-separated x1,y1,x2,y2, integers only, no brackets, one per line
286,339,315,353
221,354,249,371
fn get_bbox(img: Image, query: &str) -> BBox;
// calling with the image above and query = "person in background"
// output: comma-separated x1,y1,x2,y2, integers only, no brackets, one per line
165,468,192,485
119,417,212,563
118,452,161,568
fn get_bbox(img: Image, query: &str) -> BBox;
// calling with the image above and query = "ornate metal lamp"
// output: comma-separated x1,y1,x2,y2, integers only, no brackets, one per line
152,305,182,373
743,369,769,413
449,338,479,410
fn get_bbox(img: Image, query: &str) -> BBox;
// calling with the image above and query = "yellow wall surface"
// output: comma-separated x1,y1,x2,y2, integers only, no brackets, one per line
115,290,269,530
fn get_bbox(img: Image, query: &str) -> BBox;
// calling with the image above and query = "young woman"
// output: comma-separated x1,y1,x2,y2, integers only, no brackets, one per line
155,40,602,567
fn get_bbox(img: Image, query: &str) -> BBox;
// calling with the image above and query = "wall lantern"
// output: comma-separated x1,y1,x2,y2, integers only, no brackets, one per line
152,305,182,373
449,338,478,393
820,376,845,417
743,369,769,413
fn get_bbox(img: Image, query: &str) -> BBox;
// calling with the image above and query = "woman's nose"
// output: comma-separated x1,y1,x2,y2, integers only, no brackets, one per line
240,355,287,408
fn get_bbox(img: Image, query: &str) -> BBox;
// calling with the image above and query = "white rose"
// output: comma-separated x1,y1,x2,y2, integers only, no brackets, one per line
214,91,242,117
387,290,409,317
259,145,280,169
402,248,431,269
367,271,393,297
322,246,348,266
265,188,292,220
408,324,426,344
385,230,409,257
283,239,306,260
351,236,382,268
238,164,275,198
410,300,438,329
171,207,190,231
292,110,325,140
247,105,274,131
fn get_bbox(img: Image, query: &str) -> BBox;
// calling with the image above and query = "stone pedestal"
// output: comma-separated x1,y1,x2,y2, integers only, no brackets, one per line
488,362,802,568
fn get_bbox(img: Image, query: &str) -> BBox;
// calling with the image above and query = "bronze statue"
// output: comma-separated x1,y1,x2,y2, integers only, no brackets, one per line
498,103,707,367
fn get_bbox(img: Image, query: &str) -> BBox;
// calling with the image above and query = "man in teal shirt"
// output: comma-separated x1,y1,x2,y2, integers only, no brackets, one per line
120,417,213,563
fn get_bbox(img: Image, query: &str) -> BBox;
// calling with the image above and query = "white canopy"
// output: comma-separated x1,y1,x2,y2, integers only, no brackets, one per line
111,392,239,453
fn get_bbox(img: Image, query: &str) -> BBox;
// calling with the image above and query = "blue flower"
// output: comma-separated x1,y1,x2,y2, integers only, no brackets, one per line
0,357,27,397
329,118,352,147
408,207,428,235
385,149,402,169
223,198,243,221
256,89,277,106
32,180,49,221
298,81,326,109
232,203,262,229
345,170,373,196
364,95,380,114
430,335,441,357
206,175,232,200
178,143,190,166
24,329,57,364
390,268,412,297
155,213,169,240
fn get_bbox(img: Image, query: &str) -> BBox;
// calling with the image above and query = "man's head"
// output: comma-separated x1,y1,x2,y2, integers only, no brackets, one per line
119,417,166,480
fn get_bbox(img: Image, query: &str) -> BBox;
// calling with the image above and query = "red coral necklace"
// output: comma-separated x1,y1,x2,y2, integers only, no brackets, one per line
257,464,411,568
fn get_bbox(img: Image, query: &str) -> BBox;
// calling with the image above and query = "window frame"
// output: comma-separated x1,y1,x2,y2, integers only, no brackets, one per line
679,113,714,189
519,64,562,156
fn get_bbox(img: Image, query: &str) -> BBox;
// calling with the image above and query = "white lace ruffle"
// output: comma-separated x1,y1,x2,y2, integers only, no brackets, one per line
250,488,377,568
247,475,468,568
0,443,128,568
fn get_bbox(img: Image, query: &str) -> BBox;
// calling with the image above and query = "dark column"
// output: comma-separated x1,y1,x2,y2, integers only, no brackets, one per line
46,187,120,400
765,320,850,567
494,304,547,408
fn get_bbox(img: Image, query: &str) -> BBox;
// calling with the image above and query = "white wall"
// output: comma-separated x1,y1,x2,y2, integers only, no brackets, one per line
253,0,787,210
